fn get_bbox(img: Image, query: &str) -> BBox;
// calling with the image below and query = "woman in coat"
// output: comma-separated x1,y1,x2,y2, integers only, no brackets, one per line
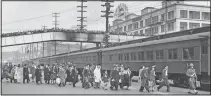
35,65,42,85
186,63,198,94
94,65,101,88
149,65,156,92
65,65,72,85
50,65,57,84
71,65,79,87
58,65,66,87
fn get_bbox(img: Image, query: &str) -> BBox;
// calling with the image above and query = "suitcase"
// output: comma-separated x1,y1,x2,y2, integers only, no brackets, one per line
196,81,200,88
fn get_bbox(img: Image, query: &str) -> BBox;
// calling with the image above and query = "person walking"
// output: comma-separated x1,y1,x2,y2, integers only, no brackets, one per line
23,64,30,83
186,63,198,94
157,66,170,92
138,66,145,86
35,65,42,85
149,65,156,92
71,64,79,87
139,67,150,92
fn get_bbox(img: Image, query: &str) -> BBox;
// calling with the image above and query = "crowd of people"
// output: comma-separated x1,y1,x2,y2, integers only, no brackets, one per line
1,62,198,94
2,28,147,37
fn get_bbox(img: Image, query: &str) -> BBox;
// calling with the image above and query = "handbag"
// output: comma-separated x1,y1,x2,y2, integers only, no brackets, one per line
56,78,61,84
29,74,32,78
196,81,200,88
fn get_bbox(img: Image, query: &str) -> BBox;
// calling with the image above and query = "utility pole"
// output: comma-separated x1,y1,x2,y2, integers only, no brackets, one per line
77,0,87,50
42,25,47,32
52,12,60,55
101,0,114,46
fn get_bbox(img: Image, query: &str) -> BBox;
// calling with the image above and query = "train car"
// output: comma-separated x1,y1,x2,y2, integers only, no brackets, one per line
27,26,210,91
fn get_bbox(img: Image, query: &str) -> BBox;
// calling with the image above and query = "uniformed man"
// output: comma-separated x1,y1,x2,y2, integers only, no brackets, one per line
186,63,198,94
149,65,156,92
139,67,150,92
157,66,170,92
139,66,145,84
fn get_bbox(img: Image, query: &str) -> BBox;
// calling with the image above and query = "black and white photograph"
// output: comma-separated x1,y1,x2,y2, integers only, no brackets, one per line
1,0,210,95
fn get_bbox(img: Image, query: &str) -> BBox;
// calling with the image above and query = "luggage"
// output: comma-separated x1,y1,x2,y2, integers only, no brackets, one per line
29,74,32,78
56,78,61,85
196,81,200,88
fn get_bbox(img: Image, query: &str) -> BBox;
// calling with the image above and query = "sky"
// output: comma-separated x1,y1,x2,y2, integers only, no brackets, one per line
2,1,210,52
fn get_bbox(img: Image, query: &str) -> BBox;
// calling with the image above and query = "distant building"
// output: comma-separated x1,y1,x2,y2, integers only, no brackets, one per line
110,1,210,36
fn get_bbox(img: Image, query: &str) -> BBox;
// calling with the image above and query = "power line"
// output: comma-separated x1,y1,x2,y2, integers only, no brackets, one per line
52,12,60,30
3,7,77,26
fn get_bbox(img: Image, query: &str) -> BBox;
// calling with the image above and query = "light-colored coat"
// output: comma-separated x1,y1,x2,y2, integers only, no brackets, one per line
94,67,101,82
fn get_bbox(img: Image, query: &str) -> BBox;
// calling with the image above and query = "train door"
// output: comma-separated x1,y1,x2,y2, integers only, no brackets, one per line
97,51,102,65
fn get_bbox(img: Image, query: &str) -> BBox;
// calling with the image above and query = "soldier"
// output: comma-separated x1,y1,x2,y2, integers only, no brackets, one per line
157,66,170,92
186,63,198,94
149,65,156,92
139,67,150,92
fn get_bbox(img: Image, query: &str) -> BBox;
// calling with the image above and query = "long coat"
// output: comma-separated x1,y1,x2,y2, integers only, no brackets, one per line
186,68,197,90
23,67,29,79
71,68,78,83
58,68,66,83
35,68,42,82
50,67,57,80
94,68,101,82
14,67,21,82
141,69,148,87
29,65,36,79
44,67,51,80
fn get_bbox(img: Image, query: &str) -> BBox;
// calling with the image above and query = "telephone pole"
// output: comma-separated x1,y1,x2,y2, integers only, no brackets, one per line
42,25,47,32
77,0,87,50
52,12,60,30
52,12,60,55
101,0,114,46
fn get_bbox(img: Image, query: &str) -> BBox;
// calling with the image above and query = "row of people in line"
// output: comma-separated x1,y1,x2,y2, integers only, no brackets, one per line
2,62,198,94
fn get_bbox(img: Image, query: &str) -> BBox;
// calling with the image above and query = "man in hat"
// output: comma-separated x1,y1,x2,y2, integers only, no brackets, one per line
186,63,198,94
23,64,30,83
139,67,150,92
71,64,78,87
110,64,120,90
157,66,170,92
35,65,42,85
149,65,156,92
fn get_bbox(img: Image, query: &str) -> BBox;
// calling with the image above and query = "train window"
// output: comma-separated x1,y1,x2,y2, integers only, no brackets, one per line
146,51,153,60
201,45,208,54
168,49,177,59
93,56,96,61
183,48,194,60
124,53,129,61
130,52,136,61
156,50,164,60
118,54,123,61
109,55,113,61
138,52,145,60
86,56,88,61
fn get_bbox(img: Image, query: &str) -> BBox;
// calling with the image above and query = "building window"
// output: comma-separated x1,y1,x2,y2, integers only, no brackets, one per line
152,26,159,34
189,23,200,29
180,10,188,18
152,16,159,24
140,30,143,35
109,55,113,61
128,24,133,31
146,51,153,60
145,18,151,26
202,12,210,20
168,11,174,19
161,25,165,33
161,13,166,21
138,52,145,60
140,20,143,28
180,22,188,31
124,26,127,32
183,47,194,60
202,44,208,54
189,11,200,19
168,22,174,31
156,50,164,60
133,22,139,29
168,49,177,59
145,28,151,36
202,23,210,27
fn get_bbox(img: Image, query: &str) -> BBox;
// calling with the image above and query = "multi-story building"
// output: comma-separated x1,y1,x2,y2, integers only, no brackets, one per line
110,1,210,36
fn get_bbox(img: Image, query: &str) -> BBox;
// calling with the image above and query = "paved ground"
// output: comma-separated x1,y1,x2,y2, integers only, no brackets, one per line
1,68,210,95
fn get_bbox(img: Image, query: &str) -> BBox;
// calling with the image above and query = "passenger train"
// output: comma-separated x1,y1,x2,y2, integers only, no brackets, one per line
28,26,210,91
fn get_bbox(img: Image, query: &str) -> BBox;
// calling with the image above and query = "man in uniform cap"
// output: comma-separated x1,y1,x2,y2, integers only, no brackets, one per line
186,63,198,94
138,66,145,88
157,66,170,92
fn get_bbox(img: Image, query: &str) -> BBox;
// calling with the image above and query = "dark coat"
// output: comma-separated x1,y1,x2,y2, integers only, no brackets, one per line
35,68,42,82
66,69,72,82
102,73,109,82
44,67,50,80
71,69,78,83
23,67,29,77
110,70,120,79
186,68,197,89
